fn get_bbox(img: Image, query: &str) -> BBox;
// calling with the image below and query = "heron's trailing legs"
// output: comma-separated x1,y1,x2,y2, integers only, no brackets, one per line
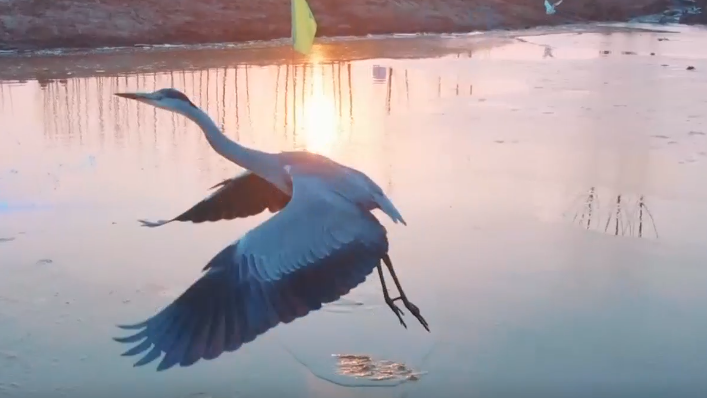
377,254,430,332
377,263,406,328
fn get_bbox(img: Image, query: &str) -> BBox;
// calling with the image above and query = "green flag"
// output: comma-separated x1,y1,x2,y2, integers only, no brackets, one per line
291,0,317,55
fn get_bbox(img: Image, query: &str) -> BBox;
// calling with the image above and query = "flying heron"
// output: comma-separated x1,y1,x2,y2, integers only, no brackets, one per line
113,88,429,371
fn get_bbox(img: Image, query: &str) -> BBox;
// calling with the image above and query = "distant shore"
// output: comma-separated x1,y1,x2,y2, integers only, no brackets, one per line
0,0,689,51
0,23,692,85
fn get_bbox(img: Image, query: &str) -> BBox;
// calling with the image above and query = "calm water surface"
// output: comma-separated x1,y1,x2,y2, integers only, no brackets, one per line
2,25,707,398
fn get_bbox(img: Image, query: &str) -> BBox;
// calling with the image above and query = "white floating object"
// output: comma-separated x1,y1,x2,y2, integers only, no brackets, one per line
545,0,563,15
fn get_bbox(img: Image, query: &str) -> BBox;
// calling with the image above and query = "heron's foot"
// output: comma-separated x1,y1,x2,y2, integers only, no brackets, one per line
384,297,407,329
401,298,430,332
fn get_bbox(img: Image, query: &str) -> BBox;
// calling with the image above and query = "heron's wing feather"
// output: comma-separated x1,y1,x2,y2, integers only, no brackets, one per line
115,171,387,371
139,171,291,228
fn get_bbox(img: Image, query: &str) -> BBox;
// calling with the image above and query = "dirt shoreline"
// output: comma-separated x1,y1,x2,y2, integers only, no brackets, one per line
0,24,684,83
0,0,677,51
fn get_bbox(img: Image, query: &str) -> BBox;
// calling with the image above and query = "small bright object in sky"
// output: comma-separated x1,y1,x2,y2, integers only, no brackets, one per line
544,0,563,15
291,0,317,54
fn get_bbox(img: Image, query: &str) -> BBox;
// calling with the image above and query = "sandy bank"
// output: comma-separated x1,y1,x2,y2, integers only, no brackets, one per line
0,0,674,51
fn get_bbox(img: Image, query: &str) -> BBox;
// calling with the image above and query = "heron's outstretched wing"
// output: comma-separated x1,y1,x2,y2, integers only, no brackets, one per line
115,171,388,371
138,171,291,227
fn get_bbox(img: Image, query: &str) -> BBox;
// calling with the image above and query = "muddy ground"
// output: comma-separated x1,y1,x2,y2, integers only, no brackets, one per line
0,0,679,50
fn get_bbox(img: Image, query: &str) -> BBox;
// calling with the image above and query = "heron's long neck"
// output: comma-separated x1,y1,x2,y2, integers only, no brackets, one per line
185,106,273,174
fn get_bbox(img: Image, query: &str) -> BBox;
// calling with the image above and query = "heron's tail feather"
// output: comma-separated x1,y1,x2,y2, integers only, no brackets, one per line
374,194,407,226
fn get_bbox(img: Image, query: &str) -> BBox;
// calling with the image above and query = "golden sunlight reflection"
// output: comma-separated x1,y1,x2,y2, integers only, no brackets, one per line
0,53,481,196
302,63,339,155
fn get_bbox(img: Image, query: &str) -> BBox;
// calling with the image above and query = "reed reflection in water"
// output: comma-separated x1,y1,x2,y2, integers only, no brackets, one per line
36,60,473,151
16,58,475,203
566,187,659,239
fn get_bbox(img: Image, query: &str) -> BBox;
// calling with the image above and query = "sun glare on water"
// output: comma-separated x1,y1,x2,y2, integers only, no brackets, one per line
301,59,339,156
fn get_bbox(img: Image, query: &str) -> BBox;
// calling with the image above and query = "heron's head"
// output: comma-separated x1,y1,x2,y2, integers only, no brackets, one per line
114,88,197,115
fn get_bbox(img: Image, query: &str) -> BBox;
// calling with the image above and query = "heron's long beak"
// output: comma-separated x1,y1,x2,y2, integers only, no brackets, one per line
114,92,151,101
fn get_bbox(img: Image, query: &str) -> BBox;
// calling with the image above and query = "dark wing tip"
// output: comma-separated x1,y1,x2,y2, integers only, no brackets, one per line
117,321,149,330
114,326,164,368
156,361,174,372
120,340,151,356
113,239,383,372
133,346,162,367
150,172,292,226
113,336,135,344
208,178,232,190
138,219,172,228
113,329,147,343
